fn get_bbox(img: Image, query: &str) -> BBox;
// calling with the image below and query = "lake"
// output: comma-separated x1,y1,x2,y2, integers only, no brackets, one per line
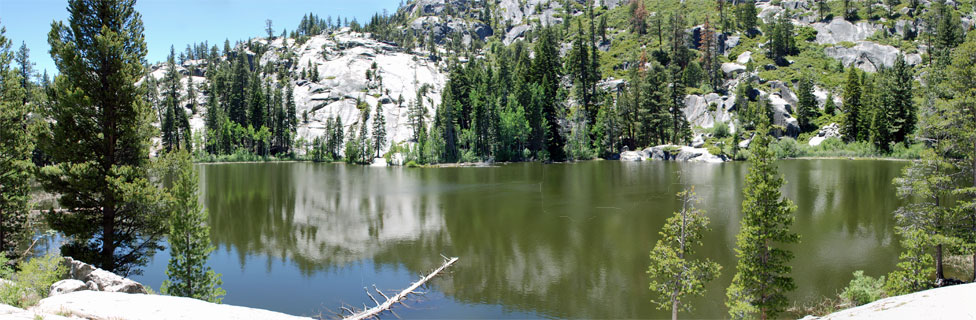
129,159,907,318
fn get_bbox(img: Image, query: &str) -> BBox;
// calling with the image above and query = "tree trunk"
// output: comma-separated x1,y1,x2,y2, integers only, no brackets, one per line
102,205,116,272
936,244,944,281
671,299,678,320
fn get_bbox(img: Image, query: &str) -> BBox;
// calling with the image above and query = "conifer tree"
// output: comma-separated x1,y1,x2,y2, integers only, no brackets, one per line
736,0,758,34
42,0,168,275
161,47,183,152
889,54,915,143
796,77,818,132
14,42,33,104
647,187,721,320
824,94,836,115
228,51,248,126
841,67,863,142
726,119,799,320
372,103,386,158
160,151,225,303
0,24,33,257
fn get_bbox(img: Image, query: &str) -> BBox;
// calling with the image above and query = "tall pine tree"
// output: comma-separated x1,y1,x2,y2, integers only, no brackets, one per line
726,120,799,320
160,151,225,303
42,0,168,275
0,24,33,257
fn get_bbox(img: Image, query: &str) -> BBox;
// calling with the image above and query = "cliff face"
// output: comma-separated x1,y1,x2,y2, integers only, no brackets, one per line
146,28,447,156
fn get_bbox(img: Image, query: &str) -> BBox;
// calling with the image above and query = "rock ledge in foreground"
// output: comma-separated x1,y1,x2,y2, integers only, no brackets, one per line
33,291,314,320
805,282,976,320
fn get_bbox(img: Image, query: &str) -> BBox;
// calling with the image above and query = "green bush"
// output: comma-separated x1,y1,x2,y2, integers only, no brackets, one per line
712,122,730,138
0,252,67,308
841,270,886,306
771,137,801,158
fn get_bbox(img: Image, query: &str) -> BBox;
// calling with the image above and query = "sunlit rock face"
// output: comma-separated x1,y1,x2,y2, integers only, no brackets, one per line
144,29,447,157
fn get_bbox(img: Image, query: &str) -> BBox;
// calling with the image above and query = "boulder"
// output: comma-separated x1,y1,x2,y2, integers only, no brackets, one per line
49,279,88,297
683,94,735,129
812,18,882,45
87,269,146,293
769,80,798,107
808,123,842,146
725,36,741,53
736,51,752,64
721,63,746,77
768,93,800,138
63,257,146,294
504,25,531,45
472,22,493,40
739,137,752,149
692,134,705,148
370,157,388,167
824,41,919,72
35,291,313,320
619,150,644,162
646,145,728,163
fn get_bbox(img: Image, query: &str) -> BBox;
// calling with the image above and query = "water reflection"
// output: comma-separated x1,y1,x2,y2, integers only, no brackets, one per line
152,160,907,318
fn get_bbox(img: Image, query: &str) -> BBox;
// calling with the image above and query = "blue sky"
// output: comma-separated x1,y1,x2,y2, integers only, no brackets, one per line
1,0,402,77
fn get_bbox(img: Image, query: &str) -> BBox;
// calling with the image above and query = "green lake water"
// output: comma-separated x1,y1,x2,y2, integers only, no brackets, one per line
129,159,907,318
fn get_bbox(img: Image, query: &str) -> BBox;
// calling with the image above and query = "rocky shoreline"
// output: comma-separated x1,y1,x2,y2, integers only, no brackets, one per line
0,257,311,320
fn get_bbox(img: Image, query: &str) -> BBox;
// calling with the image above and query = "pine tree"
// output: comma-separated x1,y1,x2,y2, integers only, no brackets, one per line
14,42,33,105
0,24,33,257
248,76,266,131
871,70,896,152
358,102,371,163
736,0,758,34
372,103,386,158
186,75,197,115
885,228,934,295
889,54,915,143
532,28,566,161
767,12,797,63
669,64,690,144
841,67,863,142
160,151,225,303
843,0,858,21
824,94,836,115
229,52,249,125
891,148,956,282
726,119,799,320
42,0,168,275
647,187,722,320
700,17,720,90
796,77,819,132
942,31,976,283
161,47,183,152
286,83,297,135
817,0,830,21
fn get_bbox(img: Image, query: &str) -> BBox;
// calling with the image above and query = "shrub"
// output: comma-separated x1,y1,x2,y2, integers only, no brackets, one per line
771,137,800,158
0,252,66,308
712,122,730,138
841,270,885,306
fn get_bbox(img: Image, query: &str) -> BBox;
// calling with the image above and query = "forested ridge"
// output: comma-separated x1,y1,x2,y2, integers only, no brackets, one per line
119,0,972,164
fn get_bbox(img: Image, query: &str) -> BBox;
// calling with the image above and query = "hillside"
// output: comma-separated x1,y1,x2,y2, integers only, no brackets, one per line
143,0,975,163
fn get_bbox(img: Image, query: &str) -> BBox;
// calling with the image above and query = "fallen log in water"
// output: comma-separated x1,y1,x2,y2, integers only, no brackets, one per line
343,256,459,320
